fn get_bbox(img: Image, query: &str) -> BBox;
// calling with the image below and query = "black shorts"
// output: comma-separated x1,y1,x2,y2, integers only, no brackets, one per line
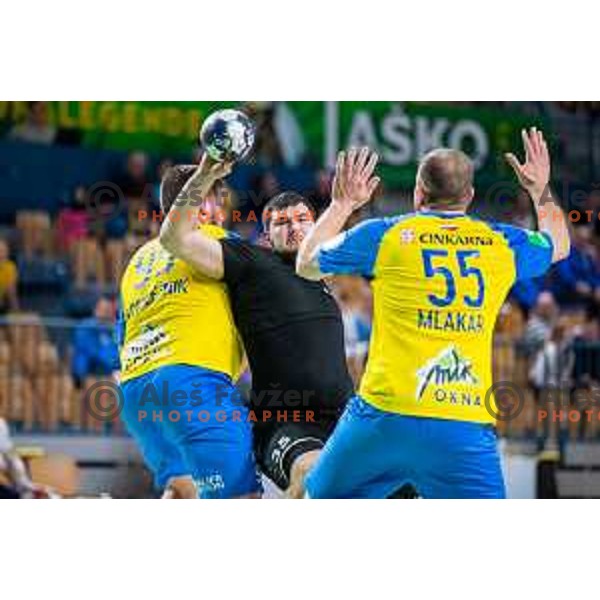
253,421,334,491
253,420,421,497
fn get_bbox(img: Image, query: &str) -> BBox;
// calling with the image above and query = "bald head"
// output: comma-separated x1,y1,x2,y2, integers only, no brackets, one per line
416,148,474,209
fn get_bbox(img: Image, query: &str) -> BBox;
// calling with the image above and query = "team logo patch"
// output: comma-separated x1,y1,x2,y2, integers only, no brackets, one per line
195,473,226,495
399,229,416,244
416,345,478,402
121,324,171,372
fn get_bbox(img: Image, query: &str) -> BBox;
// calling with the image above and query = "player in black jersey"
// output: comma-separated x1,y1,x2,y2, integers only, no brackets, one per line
160,151,379,497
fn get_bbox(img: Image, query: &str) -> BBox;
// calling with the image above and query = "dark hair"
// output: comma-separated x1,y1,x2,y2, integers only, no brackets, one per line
417,148,474,206
160,165,197,213
262,192,316,228
160,165,231,218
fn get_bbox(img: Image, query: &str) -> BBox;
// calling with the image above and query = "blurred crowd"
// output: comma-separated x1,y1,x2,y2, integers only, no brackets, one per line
0,101,599,443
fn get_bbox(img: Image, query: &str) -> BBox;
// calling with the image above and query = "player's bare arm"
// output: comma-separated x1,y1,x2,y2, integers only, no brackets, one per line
296,147,380,280
159,155,232,279
505,127,571,262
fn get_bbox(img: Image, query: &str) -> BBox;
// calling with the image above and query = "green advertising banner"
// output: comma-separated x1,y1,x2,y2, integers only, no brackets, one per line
0,101,239,155
0,101,544,188
288,101,545,187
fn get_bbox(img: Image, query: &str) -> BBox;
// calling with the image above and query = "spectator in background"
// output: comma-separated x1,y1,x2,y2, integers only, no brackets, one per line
119,151,151,200
521,291,559,356
572,304,600,385
58,186,106,289
528,319,575,392
8,101,57,145
71,296,119,387
56,186,89,253
550,225,600,307
0,239,19,314
122,153,158,265
94,151,151,286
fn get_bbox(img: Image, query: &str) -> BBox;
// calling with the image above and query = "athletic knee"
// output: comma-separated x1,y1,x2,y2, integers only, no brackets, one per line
162,476,197,499
286,450,321,499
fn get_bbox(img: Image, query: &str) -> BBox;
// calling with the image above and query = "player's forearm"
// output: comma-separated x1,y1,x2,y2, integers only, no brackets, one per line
530,186,571,262
297,202,353,280
159,168,216,257
159,166,226,279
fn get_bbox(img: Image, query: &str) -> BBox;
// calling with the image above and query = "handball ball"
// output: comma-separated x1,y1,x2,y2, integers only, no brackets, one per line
200,109,256,162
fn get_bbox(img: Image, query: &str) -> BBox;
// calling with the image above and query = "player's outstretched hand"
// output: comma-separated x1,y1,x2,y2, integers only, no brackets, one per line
505,127,551,201
332,147,380,212
198,152,234,182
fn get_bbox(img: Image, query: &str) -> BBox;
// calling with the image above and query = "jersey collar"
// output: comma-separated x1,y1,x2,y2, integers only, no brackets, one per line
417,208,466,218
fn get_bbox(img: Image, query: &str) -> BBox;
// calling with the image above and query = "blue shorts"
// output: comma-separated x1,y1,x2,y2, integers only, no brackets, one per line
120,364,261,498
305,395,506,499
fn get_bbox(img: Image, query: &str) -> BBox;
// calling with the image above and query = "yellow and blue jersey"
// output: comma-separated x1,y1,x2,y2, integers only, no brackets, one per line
316,211,554,424
117,225,243,383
